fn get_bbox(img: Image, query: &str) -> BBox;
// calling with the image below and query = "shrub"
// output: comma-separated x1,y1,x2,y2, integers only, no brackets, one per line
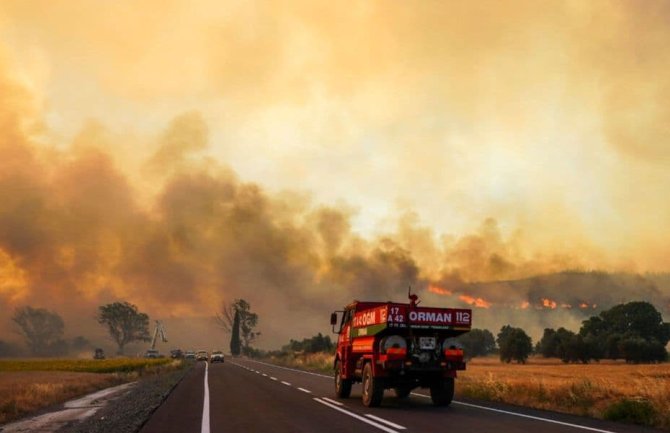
604,398,656,426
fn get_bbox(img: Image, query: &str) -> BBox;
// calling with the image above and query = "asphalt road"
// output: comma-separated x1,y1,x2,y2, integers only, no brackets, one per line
140,358,661,433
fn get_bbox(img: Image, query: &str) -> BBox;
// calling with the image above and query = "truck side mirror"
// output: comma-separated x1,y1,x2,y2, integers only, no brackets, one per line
330,312,338,326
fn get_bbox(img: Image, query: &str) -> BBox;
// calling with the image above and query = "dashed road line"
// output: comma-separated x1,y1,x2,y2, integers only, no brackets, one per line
314,398,401,433
281,381,291,386
298,387,312,394
270,376,278,381
241,358,331,378
365,414,407,430
321,397,343,406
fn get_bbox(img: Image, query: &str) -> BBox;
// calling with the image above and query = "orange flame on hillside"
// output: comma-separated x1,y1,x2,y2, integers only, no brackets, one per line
520,301,530,309
428,284,453,296
541,298,557,309
459,295,491,308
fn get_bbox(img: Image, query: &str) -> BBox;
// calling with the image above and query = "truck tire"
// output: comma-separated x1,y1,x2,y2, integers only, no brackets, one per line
362,363,384,407
334,360,352,398
430,377,454,406
394,386,412,399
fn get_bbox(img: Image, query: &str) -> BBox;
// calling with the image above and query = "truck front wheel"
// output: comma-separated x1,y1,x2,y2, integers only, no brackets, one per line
362,363,384,407
430,377,454,406
334,360,352,398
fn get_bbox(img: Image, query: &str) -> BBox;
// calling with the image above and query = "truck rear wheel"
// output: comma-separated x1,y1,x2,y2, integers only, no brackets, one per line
430,377,454,406
362,363,384,407
334,360,352,398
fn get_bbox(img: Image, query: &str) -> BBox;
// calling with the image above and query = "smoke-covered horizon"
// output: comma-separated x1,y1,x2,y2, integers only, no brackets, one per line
1,1,670,350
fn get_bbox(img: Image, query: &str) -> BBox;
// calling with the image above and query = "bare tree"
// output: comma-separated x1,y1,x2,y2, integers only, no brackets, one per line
216,299,260,350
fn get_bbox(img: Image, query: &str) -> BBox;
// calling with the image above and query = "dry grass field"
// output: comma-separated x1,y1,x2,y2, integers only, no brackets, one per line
267,353,670,429
0,358,179,425
458,357,670,429
0,371,124,424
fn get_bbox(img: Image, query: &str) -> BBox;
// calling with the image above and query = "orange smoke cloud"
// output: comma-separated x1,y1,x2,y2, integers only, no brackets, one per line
0,2,670,352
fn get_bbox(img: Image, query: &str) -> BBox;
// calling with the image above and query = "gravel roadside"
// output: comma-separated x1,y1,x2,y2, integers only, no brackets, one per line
57,362,192,433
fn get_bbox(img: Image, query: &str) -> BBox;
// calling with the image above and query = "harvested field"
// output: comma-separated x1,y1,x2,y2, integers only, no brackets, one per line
458,357,670,429
0,358,182,425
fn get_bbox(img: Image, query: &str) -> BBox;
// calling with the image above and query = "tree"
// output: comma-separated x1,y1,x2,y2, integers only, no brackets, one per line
216,299,260,352
579,301,669,362
0,340,22,357
282,333,334,354
230,309,241,356
457,329,496,358
580,301,670,345
12,306,67,357
537,328,560,358
97,302,150,355
497,325,532,364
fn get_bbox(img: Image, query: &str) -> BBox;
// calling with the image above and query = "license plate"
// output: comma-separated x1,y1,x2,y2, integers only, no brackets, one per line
419,337,436,350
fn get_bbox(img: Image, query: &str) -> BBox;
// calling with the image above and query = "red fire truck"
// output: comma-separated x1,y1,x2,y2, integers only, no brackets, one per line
330,293,471,407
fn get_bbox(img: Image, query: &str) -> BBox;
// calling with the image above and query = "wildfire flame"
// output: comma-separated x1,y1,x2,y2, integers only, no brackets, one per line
459,295,491,309
541,298,557,309
520,301,530,309
428,284,453,296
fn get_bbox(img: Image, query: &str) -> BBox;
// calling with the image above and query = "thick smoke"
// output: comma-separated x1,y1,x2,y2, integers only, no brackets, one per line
1,2,669,351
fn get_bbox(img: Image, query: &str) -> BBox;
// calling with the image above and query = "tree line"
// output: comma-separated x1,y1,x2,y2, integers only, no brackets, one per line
1,302,152,357
458,301,670,364
2,298,262,358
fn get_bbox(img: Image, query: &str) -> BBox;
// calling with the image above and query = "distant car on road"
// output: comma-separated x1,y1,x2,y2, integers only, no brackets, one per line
170,349,184,359
210,351,225,363
184,350,196,360
196,350,208,361
93,348,105,360
144,349,160,358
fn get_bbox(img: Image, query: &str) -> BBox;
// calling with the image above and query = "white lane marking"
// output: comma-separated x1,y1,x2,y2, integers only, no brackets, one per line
281,381,292,386
298,387,312,394
410,392,618,433
321,397,344,406
201,362,210,433
365,414,406,430
270,376,278,381
255,371,261,374
314,398,399,433
262,373,268,377
454,401,619,433
241,358,331,378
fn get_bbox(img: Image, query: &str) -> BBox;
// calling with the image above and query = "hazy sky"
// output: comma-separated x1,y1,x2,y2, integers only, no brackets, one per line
0,1,669,349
